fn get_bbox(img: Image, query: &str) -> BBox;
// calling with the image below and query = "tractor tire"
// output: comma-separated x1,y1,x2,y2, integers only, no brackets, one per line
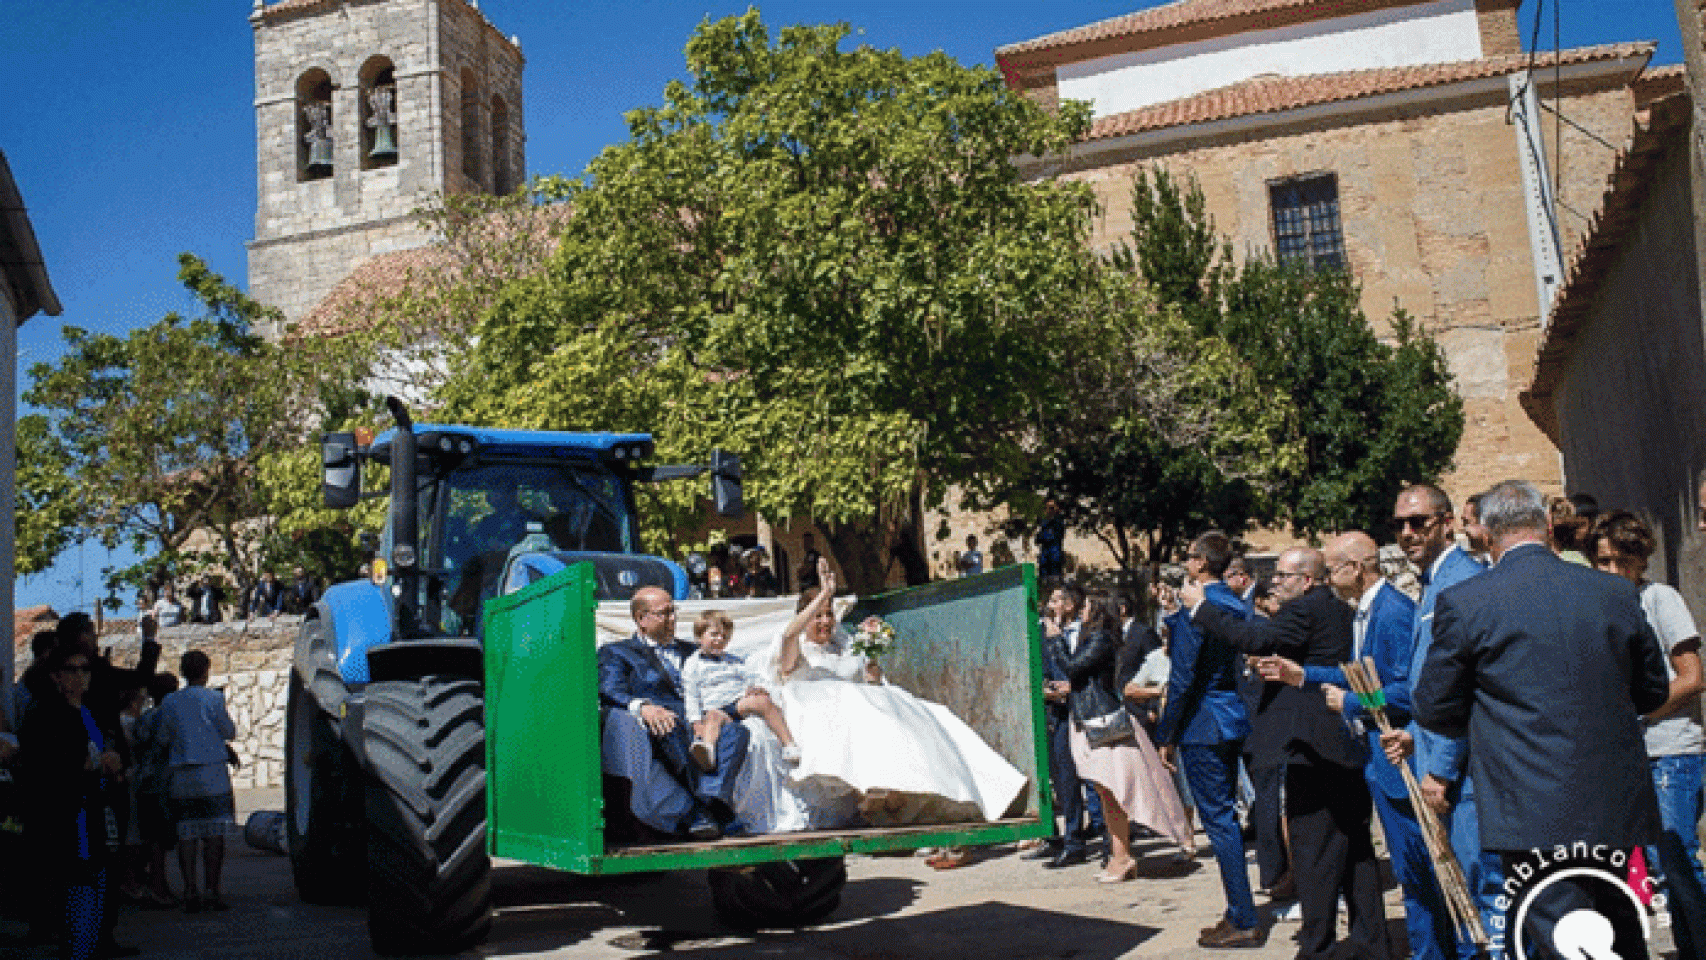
362,677,492,956
707,857,847,930
285,669,365,905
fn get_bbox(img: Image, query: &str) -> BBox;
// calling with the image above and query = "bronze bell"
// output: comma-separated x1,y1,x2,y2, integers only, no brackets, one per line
307,136,334,171
370,123,397,159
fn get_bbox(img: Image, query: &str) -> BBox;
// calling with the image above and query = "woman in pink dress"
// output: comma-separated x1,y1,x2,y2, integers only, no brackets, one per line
1051,594,1193,882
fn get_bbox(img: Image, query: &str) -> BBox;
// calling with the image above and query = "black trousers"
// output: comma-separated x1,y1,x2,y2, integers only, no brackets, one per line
1048,716,1091,845
1287,762,1388,960
1247,756,1289,889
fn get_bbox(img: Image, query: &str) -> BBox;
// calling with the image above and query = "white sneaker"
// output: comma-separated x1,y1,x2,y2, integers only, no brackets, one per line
782,744,802,765
689,739,715,772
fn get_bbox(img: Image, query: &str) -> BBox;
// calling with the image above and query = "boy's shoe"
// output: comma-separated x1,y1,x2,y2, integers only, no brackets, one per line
690,739,715,772
782,744,802,765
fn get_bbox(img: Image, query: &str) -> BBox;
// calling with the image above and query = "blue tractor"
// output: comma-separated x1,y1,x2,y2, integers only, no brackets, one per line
283,398,742,952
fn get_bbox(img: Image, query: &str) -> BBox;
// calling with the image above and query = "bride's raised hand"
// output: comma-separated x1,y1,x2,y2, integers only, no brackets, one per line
817,557,835,597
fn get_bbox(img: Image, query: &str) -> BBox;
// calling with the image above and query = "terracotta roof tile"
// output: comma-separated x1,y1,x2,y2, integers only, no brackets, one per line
1083,43,1654,142
13,605,57,655
1520,91,1692,444
1633,63,1687,107
999,0,1341,57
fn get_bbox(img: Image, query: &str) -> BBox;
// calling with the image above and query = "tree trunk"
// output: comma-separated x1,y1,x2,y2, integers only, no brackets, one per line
889,485,931,588
824,520,892,597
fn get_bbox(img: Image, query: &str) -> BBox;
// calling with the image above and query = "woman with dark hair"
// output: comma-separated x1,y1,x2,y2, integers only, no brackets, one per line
1587,511,1706,910
158,650,236,912
20,639,123,960
763,558,1027,832
1059,594,1192,882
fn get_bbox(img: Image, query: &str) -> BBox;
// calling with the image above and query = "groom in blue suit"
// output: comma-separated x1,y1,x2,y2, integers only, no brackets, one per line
598,586,749,840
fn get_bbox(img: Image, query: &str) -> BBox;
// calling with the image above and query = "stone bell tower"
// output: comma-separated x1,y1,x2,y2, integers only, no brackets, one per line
246,0,525,335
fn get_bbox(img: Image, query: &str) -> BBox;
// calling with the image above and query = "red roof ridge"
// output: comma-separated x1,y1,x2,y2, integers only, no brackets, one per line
999,0,1347,57
1082,42,1654,143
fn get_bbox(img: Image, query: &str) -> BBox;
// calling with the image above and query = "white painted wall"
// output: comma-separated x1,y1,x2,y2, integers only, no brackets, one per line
0,292,16,707
1057,0,1485,118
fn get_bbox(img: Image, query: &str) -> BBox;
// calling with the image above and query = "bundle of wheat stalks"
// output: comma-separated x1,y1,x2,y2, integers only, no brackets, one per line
1340,657,1489,950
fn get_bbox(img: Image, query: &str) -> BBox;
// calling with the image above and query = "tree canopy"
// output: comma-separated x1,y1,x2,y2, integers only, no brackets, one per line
428,12,1285,591
21,255,369,599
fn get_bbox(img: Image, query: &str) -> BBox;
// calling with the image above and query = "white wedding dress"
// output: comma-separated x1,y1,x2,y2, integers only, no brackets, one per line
735,629,1028,831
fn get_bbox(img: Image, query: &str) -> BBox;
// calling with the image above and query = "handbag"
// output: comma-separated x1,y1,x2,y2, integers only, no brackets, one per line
1077,677,1136,747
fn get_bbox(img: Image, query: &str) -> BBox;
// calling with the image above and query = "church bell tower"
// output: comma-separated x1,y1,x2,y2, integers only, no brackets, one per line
247,0,525,334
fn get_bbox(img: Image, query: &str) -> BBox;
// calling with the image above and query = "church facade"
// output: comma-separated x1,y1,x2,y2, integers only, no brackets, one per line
246,0,524,335
996,0,1669,503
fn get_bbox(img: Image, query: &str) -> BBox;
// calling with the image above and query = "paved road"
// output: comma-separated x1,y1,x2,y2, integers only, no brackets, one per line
0,788,1679,959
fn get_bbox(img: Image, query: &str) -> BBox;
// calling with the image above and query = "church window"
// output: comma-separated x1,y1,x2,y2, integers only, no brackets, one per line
296,69,335,182
360,57,398,171
460,68,482,186
1269,173,1345,272
491,95,510,194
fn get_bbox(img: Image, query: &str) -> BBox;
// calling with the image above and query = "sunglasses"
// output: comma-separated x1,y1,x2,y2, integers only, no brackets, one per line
1393,513,1444,533
59,663,92,675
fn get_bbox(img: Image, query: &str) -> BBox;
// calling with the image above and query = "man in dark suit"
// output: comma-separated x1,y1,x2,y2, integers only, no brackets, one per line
1184,547,1386,960
1028,584,1098,868
1414,480,1669,960
185,573,226,624
1159,531,1264,950
597,586,748,840
1266,532,1453,960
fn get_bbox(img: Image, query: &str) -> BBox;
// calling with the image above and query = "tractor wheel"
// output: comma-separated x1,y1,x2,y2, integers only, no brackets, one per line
285,668,364,905
707,857,847,930
362,677,492,956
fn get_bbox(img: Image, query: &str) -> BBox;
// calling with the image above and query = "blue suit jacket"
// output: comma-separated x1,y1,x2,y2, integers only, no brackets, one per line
1158,582,1252,747
597,633,696,717
1407,545,1486,786
1305,580,1418,798
1414,543,1668,849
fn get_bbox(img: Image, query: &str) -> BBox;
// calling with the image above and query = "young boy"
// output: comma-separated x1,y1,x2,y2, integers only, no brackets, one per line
681,610,800,770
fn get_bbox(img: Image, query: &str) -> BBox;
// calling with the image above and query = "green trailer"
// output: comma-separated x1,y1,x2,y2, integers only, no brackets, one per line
482,559,1054,922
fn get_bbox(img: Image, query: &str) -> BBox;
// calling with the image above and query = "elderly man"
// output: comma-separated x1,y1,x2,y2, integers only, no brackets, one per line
1158,531,1263,949
1265,533,1451,960
1388,484,1500,956
597,586,748,840
1184,547,1386,960
1414,480,1668,960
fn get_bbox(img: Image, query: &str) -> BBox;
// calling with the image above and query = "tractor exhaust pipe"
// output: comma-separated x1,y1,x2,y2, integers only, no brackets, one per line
386,397,422,639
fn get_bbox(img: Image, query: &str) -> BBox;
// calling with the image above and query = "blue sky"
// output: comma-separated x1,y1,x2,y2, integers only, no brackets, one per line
1,0,1686,615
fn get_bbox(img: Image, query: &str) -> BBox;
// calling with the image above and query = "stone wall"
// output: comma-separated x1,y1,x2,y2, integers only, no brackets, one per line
1055,79,1638,507
87,617,299,790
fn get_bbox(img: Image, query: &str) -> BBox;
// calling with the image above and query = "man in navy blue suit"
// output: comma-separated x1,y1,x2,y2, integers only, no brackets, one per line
1264,531,1454,960
1414,480,1668,960
1159,531,1264,950
597,586,749,840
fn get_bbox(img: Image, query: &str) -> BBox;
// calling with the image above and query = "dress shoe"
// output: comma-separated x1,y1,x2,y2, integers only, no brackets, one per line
1266,871,1296,901
686,814,721,841
1020,840,1062,861
1197,919,1267,949
1043,844,1090,869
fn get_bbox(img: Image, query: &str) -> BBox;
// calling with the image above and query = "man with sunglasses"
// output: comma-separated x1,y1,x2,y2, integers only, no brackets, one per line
1388,484,1497,959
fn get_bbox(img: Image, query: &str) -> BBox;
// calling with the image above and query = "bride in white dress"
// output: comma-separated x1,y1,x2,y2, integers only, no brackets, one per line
744,559,1028,831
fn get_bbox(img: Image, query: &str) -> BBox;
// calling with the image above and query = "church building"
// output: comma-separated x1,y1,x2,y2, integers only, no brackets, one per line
246,0,524,335
996,0,1672,503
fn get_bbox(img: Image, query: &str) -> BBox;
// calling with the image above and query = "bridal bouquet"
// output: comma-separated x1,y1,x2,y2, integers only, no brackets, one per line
849,616,897,659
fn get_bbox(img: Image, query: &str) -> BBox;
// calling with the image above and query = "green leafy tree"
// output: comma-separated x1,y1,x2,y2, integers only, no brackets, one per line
15,413,78,576
430,13,1288,593
1040,167,1462,556
24,255,371,598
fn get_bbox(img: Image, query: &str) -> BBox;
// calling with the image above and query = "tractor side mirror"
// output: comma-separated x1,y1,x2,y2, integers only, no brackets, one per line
710,449,743,519
322,433,362,509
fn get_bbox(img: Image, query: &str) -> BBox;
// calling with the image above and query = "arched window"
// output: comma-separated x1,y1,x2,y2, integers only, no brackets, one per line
460,67,481,186
359,56,398,171
490,94,510,194
296,68,334,182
